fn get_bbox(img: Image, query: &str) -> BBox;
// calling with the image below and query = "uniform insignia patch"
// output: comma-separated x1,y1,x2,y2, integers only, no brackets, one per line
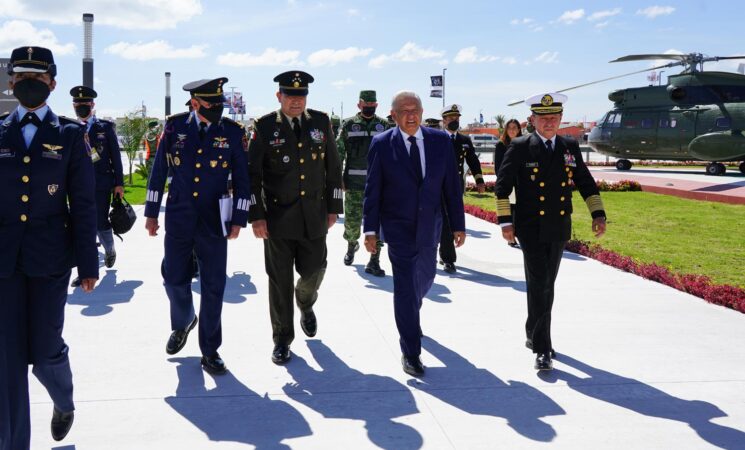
42,144,63,151
174,156,181,166
222,161,228,168
564,151,577,167
0,148,14,158
375,123,385,132
312,152,317,160
177,134,187,143
282,155,290,163
213,137,229,148
48,184,59,195
525,162,539,168
310,129,324,143
273,131,280,137
351,124,362,132
210,160,218,168
530,175,536,181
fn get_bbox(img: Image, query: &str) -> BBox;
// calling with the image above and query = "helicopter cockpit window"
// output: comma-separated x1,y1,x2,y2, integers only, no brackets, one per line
715,117,731,128
659,118,677,128
605,112,622,128
641,119,654,129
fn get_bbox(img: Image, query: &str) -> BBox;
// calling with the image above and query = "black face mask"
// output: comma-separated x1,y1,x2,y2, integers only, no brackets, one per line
447,120,460,131
361,106,376,117
74,105,92,119
198,103,223,124
13,78,51,109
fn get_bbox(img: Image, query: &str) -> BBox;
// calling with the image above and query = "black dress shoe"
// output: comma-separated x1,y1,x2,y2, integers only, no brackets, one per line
443,262,456,274
343,241,359,266
535,353,553,370
51,407,74,441
70,277,81,288
525,339,556,358
166,316,198,355
401,355,424,376
364,258,385,277
508,241,520,248
104,250,116,268
300,310,317,337
201,353,227,375
272,345,291,364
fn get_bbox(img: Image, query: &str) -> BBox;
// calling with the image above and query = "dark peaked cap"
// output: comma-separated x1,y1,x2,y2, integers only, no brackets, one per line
183,77,228,103
70,85,97,102
274,70,314,96
7,46,56,77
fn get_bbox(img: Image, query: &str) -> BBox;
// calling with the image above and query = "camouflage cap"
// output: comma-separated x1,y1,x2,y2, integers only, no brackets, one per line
359,90,377,102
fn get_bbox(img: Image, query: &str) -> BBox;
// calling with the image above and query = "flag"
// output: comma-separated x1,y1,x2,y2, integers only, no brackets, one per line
430,75,443,98
479,113,484,124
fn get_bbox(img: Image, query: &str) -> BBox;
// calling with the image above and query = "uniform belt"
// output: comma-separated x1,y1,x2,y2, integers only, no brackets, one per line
347,169,367,176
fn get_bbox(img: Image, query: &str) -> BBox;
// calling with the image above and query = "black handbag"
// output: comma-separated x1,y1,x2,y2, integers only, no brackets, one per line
109,195,137,239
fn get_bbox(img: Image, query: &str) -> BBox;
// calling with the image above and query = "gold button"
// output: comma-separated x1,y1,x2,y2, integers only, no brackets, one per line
300,175,305,180
301,191,305,196
196,163,202,168
561,182,566,187
568,171,573,178
539,182,545,187
20,214,27,222
566,167,570,172
193,192,199,197
22,175,29,183
560,196,565,201
560,210,565,215
300,158,304,164
21,195,29,202
539,210,545,216
198,149,203,154
298,143,303,148
194,177,200,182
533,168,538,173
23,156,31,163
540,196,545,201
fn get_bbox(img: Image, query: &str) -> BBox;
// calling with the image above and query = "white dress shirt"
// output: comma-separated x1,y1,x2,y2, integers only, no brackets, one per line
17,104,49,148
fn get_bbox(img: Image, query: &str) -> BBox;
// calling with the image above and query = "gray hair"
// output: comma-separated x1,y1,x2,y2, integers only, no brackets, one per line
391,90,422,111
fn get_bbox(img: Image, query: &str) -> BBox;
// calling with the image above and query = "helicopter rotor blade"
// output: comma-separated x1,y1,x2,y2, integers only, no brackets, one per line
506,63,674,106
704,55,745,62
610,54,687,63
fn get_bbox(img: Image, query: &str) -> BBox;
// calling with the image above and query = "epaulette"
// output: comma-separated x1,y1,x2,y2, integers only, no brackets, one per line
58,115,85,126
307,108,329,117
222,117,244,129
257,111,277,121
165,111,189,122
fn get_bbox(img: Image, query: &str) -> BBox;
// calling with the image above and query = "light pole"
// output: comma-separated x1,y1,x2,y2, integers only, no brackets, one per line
659,71,665,86
442,68,447,108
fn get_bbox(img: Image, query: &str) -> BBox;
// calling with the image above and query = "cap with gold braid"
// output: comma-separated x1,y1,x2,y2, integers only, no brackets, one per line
274,70,314,96
440,104,462,118
7,46,56,77
182,78,228,103
525,92,566,115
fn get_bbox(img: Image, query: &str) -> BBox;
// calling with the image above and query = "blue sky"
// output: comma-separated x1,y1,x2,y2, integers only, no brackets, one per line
1,0,742,124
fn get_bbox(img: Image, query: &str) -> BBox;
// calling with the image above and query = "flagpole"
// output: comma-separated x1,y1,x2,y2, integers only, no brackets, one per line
442,68,447,108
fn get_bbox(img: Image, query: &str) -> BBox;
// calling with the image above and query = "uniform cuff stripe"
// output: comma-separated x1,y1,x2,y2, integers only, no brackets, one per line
585,195,604,213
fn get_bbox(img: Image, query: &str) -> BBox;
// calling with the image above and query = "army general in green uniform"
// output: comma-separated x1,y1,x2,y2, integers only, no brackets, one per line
337,90,390,276
248,71,343,364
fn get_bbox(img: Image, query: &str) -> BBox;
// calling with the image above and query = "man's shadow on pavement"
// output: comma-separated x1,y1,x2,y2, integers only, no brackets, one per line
68,269,142,316
438,261,527,293
191,271,256,304
409,337,563,442
353,265,452,304
165,357,311,449
282,339,424,450
541,354,745,449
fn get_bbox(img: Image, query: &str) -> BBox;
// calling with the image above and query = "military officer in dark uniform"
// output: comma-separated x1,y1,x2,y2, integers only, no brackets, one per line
248,70,343,364
145,78,251,375
0,46,98,448
68,86,124,288
424,118,441,129
439,104,484,273
496,93,607,371
337,90,390,275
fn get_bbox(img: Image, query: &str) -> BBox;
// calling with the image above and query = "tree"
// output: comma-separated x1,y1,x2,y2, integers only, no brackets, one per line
118,111,151,185
495,114,506,134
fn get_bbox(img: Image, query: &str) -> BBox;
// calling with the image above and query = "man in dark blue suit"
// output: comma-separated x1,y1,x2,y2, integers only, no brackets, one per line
69,85,124,288
0,46,98,448
363,91,465,376
145,78,251,375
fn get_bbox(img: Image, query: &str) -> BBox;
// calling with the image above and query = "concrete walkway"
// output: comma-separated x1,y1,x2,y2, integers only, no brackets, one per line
29,207,745,449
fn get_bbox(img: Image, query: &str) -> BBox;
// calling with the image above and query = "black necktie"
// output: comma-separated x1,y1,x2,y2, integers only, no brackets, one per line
199,122,208,140
408,136,423,182
545,139,553,152
20,112,41,128
292,117,302,141
450,134,456,145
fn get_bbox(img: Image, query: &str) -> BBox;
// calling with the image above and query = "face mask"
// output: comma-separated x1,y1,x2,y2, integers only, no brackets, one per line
447,120,460,131
13,78,50,109
75,105,92,119
198,103,223,124
361,106,376,117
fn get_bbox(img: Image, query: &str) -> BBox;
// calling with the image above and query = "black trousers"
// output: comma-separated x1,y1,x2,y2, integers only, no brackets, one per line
263,236,327,346
519,239,566,354
438,205,456,264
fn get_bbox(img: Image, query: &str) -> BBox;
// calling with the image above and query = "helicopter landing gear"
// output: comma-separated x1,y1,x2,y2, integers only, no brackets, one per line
705,162,726,176
615,159,632,171
739,162,745,174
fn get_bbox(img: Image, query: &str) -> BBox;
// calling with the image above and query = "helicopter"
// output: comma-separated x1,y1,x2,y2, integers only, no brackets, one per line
511,53,745,175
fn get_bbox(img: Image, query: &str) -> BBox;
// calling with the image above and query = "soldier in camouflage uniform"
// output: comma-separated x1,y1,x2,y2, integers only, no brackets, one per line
337,90,390,276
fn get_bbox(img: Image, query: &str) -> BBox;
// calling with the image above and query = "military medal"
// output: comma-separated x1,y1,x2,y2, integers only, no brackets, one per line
531,175,536,181
210,160,218,168
222,161,228,168
312,153,317,160
47,184,59,195
282,155,290,163
174,156,181,166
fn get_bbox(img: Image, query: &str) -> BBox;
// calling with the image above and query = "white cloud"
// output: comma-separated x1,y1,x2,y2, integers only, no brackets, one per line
368,42,445,68
0,0,202,30
588,8,621,21
636,5,675,18
216,48,301,67
557,9,585,24
501,56,518,65
307,47,372,66
510,17,534,25
105,40,206,61
454,47,497,64
0,20,75,54
347,8,360,16
534,51,559,64
331,78,354,89
594,21,610,29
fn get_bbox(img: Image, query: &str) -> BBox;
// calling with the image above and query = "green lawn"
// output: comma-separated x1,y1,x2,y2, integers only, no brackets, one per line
123,172,148,205
465,191,745,288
